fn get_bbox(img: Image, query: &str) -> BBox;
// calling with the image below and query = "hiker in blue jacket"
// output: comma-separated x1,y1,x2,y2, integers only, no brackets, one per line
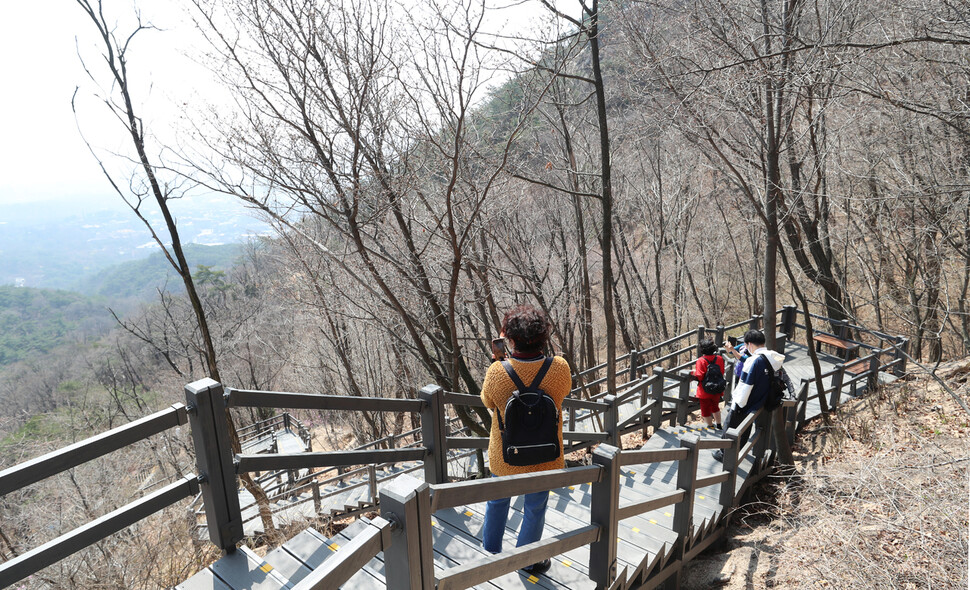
714,330,785,462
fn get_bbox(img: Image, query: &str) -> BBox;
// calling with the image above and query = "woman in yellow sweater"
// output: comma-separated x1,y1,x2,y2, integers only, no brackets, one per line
480,305,572,575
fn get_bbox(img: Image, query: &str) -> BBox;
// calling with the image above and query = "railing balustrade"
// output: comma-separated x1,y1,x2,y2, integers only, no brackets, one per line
0,306,907,589
0,404,196,588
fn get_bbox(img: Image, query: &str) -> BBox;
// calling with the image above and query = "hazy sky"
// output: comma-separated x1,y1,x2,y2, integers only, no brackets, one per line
0,1,561,209
0,1,207,207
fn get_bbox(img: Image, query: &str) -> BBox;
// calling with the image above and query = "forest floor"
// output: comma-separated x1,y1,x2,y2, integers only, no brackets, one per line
683,358,970,589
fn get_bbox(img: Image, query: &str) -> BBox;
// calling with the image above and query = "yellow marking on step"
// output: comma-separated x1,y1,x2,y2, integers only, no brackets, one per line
664,512,672,517
698,495,706,500
464,510,474,517
650,519,658,524
432,520,437,526
632,527,640,533
563,560,572,567
259,564,273,573
528,575,539,583
569,486,575,490
328,542,340,551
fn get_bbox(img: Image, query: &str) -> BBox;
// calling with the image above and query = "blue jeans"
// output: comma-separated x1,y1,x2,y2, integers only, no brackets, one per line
481,480,550,554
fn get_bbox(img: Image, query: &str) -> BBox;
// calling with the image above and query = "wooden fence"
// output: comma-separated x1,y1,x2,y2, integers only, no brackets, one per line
0,306,910,589
0,405,196,588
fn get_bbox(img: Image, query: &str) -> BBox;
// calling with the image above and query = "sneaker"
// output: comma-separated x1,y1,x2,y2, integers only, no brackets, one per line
715,423,723,430
713,449,724,462
522,559,552,576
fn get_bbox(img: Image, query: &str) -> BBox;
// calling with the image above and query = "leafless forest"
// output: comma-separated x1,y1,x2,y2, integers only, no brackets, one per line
1,0,968,587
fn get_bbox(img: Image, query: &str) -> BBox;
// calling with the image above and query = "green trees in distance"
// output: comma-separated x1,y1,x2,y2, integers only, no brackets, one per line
0,286,113,366
73,243,243,300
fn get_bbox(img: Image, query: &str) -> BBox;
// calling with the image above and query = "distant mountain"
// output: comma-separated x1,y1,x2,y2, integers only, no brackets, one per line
73,243,245,300
0,195,269,290
0,285,114,367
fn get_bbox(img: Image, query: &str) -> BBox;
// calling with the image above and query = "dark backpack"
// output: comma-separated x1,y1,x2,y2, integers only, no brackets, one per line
763,358,787,411
497,358,560,466
701,356,726,395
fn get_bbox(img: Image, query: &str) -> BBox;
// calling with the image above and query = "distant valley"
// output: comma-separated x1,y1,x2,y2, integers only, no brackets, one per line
0,195,270,291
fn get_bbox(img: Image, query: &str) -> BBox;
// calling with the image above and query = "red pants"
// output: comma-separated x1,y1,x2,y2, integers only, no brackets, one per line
699,396,721,417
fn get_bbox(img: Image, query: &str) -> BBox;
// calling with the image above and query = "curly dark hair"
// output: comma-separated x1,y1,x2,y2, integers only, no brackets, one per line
501,304,551,354
699,339,717,356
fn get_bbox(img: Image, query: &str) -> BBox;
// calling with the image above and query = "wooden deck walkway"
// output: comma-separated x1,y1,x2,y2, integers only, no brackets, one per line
177,344,894,590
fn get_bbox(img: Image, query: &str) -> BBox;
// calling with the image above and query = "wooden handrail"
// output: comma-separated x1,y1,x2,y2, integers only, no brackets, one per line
227,389,425,412
0,404,187,496
430,465,602,512
616,489,686,521
236,448,428,473
0,476,198,588
435,526,600,590
0,305,912,590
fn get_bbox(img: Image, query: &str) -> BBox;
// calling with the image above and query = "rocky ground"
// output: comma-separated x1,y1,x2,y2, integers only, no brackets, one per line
684,359,970,589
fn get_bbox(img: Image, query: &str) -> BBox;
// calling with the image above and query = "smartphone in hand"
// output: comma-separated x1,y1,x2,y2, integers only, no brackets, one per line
491,338,506,360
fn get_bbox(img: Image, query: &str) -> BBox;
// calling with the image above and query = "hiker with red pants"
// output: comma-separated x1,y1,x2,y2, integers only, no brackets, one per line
690,339,726,430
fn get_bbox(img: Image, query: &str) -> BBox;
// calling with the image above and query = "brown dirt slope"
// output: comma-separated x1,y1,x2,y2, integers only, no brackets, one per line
685,358,970,589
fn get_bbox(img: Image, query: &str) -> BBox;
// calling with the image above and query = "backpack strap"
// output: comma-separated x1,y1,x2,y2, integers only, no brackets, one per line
529,357,554,390
500,359,528,392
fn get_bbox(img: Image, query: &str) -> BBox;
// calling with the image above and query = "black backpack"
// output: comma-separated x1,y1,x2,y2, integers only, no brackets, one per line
701,356,726,395
763,357,787,411
497,358,560,466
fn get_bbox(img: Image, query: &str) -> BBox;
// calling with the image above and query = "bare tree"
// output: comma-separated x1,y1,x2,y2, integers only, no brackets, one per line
72,0,278,538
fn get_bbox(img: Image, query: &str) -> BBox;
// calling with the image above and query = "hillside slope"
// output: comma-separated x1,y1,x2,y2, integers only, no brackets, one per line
0,286,114,366
685,359,970,589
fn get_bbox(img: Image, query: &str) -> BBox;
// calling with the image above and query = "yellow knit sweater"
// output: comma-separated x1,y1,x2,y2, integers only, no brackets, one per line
480,356,572,476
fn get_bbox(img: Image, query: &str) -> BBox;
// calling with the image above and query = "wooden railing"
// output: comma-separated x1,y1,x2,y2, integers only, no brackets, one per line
0,305,910,588
0,404,197,588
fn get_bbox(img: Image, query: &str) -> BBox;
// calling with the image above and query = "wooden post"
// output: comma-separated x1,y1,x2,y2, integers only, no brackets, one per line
419,385,448,485
604,395,619,447
752,411,772,472
723,359,734,408
894,337,909,376
185,379,243,552
672,433,700,586
380,474,433,590
695,325,706,355
773,331,787,354
866,355,880,393
797,380,809,425
772,407,794,467
714,325,726,347
719,428,740,510
782,305,797,339
837,320,850,341
368,464,378,504
312,479,321,514
676,371,691,426
828,365,845,411
641,378,651,439
651,368,665,431
629,349,640,381
590,444,620,589
749,315,761,331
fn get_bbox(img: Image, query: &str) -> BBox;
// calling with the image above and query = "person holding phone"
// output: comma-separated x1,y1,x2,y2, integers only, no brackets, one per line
728,335,751,386
479,304,571,575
